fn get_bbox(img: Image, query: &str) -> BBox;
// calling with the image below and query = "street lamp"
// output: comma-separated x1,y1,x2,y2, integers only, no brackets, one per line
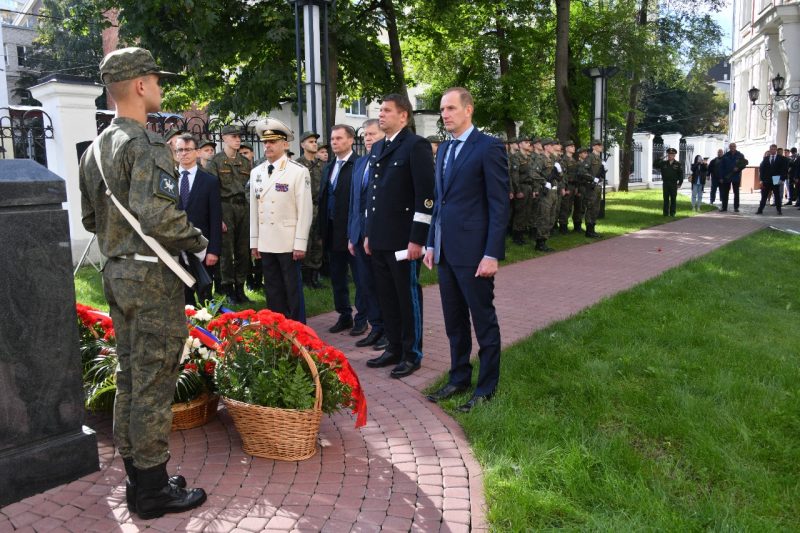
749,73,800,119
582,65,618,218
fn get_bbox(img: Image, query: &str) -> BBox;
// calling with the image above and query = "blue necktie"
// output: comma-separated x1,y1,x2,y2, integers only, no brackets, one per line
444,140,461,188
361,161,371,190
179,170,190,209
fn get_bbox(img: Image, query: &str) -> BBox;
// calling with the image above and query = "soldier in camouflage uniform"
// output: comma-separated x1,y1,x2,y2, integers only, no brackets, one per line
558,141,582,233
509,136,535,244
295,131,324,288
205,125,252,303
531,138,563,252
79,47,207,519
578,140,605,237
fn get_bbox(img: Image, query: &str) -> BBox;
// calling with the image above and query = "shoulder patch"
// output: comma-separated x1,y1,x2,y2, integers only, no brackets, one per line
156,171,179,202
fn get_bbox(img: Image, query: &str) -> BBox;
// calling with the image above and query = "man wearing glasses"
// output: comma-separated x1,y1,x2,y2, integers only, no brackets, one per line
175,134,222,304
250,118,313,322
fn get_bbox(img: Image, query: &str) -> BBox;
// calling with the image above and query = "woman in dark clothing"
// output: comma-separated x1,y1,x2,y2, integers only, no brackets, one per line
690,155,708,211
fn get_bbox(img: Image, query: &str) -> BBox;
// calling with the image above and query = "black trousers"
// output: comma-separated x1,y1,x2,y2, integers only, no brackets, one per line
371,250,423,363
181,257,215,306
437,248,501,397
662,182,678,216
328,248,354,319
261,252,304,323
710,177,719,203
758,182,782,213
719,181,739,211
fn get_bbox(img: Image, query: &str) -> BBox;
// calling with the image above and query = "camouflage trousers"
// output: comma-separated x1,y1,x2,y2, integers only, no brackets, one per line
303,209,324,271
535,187,559,239
221,200,251,286
511,185,535,232
581,184,602,225
559,184,583,229
103,258,185,469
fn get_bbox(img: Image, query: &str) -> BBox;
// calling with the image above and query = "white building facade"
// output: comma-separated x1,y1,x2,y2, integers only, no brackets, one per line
730,0,800,156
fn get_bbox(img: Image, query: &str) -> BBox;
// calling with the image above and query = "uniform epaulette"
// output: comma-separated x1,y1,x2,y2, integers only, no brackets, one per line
145,130,166,145
288,159,305,168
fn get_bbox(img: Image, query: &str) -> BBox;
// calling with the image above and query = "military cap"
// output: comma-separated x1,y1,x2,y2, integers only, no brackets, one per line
541,138,554,146
517,134,531,142
591,139,603,146
426,135,442,143
240,143,253,150
564,140,575,147
531,137,542,145
197,139,216,150
299,131,320,142
577,147,589,154
256,117,294,142
99,47,175,85
666,147,678,154
221,125,243,136
164,128,184,142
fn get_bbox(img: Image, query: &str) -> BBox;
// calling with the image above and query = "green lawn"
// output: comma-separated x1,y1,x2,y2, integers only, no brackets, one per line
436,229,799,530
74,189,710,312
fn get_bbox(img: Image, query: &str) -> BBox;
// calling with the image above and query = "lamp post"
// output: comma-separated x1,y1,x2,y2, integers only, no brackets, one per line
288,0,334,141
748,73,800,120
582,65,618,217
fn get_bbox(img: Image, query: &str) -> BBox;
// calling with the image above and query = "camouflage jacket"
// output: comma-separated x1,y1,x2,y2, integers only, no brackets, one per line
509,151,531,193
296,155,323,206
206,151,252,200
79,117,207,258
528,152,548,190
578,152,604,185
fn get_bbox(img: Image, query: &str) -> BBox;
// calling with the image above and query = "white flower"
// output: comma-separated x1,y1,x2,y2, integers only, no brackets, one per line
191,337,202,349
180,337,193,363
198,347,209,359
185,305,196,311
194,308,213,322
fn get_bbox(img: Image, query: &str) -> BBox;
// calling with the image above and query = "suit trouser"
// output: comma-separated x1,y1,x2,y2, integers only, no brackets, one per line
758,182,782,212
328,247,356,320
103,258,184,469
709,177,718,203
371,250,423,363
220,200,250,286
261,252,305,323
722,181,740,210
352,242,383,332
437,248,501,397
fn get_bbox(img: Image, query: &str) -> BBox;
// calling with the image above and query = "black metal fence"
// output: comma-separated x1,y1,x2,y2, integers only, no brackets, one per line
652,142,663,182
0,108,53,166
680,141,695,177
630,142,643,183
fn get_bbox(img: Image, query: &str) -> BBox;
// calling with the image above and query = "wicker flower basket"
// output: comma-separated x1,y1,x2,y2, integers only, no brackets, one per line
222,324,323,461
171,393,219,431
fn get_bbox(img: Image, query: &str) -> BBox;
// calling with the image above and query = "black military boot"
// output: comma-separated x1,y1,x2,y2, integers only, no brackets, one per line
585,224,601,239
535,239,554,252
235,283,251,303
310,269,323,289
219,284,239,305
123,458,187,513
512,231,525,245
135,462,206,520
573,222,582,233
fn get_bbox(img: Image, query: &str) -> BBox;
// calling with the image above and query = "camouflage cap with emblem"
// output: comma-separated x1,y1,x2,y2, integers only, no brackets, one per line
197,139,216,150
666,147,677,154
257,117,294,142
221,125,243,136
164,128,184,142
592,139,603,146
577,147,589,154
541,138,554,146
99,47,176,85
239,143,253,151
299,131,320,143
426,135,442,144
564,140,575,148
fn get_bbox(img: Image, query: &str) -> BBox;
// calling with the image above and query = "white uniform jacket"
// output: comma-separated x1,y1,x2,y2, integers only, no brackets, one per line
249,155,313,253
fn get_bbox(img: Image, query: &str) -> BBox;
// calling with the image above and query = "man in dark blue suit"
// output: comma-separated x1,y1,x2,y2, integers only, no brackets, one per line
175,134,223,305
424,88,509,412
363,93,435,379
317,125,366,334
348,119,387,349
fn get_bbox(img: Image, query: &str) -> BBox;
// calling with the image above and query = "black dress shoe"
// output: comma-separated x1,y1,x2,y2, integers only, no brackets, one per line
426,384,469,403
372,335,389,350
349,322,369,336
356,329,383,347
366,350,401,368
329,316,354,333
457,393,494,413
390,360,421,378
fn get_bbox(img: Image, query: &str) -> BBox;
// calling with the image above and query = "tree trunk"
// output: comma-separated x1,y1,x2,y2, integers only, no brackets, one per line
567,43,580,147
555,0,572,144
327,27,339,133
496,19,515,139
619,0,649,192
380,0,413,129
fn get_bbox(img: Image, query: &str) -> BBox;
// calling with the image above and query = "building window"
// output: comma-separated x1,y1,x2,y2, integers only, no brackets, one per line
17,45,27,67
346,98,367,116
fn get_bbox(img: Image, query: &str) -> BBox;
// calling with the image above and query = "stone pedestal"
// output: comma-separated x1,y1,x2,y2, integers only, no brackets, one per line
0,159,98,507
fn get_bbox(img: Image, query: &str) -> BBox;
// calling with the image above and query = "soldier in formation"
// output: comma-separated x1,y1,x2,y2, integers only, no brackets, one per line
295,131,324,288
509,135,534,244
578,140,605,237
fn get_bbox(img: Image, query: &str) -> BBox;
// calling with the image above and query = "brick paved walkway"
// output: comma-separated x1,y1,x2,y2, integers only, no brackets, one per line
0,212,763,533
